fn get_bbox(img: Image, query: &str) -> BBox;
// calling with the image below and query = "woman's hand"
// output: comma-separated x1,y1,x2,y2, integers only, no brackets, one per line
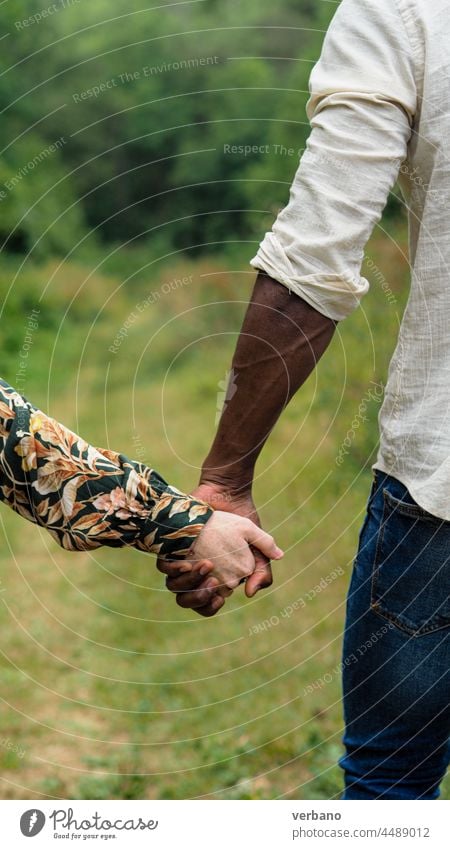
188,510,283,597
192,482,275,598
157,482,281,615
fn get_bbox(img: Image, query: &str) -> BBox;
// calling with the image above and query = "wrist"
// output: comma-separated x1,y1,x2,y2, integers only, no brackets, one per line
199,467,254,498
194,477,254,514
200,450,256,489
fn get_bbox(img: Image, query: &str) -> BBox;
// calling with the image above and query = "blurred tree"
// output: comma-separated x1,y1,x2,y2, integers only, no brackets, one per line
0,0,343,260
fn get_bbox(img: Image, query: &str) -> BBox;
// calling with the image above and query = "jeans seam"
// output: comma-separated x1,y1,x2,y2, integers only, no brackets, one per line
370,490,388,620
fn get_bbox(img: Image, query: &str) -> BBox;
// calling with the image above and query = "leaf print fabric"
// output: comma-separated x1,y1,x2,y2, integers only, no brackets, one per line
0,378,213,557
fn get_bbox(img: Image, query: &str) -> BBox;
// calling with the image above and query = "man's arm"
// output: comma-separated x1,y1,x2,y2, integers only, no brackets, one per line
157,277,336,614
159,0,418,614
197,270,337,598
200,272,337,491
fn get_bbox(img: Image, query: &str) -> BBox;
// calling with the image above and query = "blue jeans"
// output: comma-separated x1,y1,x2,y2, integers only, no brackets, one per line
340,469,450,799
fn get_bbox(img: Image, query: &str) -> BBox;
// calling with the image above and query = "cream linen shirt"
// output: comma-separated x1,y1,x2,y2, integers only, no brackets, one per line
251,0,450,521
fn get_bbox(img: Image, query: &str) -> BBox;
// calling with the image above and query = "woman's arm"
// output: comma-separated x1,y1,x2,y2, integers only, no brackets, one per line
0,378,213,558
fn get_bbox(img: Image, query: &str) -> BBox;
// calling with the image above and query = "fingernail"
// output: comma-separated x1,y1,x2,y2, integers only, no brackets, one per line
199,563,211,576
179,564,193,573
274,547,284,558
205,579,218,590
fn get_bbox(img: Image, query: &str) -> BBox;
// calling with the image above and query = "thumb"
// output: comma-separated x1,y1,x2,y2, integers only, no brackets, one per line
244,522,284,561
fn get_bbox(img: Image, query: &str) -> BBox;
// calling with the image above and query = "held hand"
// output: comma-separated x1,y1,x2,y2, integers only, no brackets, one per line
156,482,280,616
157,558,227,616
192,483,276,598
189,510,283,597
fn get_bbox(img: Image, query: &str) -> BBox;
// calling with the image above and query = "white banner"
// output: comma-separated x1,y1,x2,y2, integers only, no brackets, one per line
0,799,448,848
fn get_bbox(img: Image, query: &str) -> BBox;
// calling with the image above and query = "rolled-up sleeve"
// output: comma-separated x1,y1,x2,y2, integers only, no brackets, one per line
250,0,417,321
0,378,213,558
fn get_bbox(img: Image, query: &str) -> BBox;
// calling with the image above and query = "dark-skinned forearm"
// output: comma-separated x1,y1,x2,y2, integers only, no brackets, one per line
200,272,337,491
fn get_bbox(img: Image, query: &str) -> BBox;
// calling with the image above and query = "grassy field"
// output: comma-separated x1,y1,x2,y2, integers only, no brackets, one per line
1,229,449,800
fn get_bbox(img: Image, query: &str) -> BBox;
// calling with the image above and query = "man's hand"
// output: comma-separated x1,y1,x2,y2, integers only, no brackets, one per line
156,482,277,615
157,558,229,616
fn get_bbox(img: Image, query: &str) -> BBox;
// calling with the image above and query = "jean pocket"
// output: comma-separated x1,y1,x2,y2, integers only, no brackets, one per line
370,488,450,636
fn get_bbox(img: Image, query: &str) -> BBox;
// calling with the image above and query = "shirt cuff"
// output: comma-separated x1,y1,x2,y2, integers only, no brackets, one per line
131,471,214,559
250,231,369,322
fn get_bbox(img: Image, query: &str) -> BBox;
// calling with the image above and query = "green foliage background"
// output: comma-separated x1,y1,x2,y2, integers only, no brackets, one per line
0,0,334,259
0,0,447,801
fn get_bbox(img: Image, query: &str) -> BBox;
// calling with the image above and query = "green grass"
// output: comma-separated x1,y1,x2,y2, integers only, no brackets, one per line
1,229,449,800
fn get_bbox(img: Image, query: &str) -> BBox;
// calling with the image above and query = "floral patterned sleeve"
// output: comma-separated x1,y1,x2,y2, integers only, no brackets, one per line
0,378,213,558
